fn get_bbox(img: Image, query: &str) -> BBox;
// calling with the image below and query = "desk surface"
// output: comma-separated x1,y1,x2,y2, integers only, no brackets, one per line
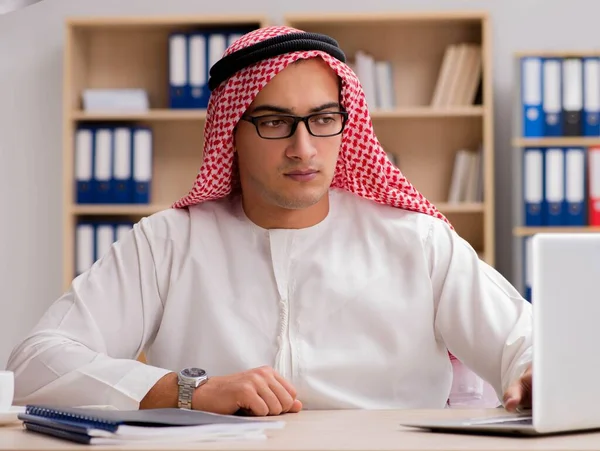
1,408,600,451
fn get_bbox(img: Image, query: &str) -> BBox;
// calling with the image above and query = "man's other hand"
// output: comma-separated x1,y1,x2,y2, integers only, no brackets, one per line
503,364,532,412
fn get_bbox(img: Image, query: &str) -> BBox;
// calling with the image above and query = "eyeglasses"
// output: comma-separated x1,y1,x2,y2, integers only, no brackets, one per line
240,111,349,139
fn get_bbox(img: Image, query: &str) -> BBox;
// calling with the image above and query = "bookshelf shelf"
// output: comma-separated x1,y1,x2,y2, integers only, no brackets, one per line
66,15,268,27
71,109,207,121
71,106,484,122
284,10,490,24
70,204,171,216
371,106,484,119
515,50,600,59
438,202,485,213
70,202,484,216
69,202,485,217
514,226,600,237
285,11,494,264
513,137,600,147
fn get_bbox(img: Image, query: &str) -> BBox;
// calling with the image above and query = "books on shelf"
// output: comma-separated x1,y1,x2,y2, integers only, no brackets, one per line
347,51,396,111
82,89,149,112
76,221,133,277
18,405,284,445
431,43,482,107
447,145,483,203
520,56,600,137
347,43,482,111
75,125,153,205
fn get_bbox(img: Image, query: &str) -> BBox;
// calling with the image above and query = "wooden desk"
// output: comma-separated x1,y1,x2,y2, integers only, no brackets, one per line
1,409,599,451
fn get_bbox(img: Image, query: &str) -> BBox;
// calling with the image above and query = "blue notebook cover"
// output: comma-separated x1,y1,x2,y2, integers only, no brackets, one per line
20,405,261,429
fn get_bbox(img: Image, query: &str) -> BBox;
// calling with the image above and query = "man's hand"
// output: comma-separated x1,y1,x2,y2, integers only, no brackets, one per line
192,366,302,416
503,364,532,412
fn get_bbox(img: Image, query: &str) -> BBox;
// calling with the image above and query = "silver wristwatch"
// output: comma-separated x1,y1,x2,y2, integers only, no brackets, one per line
177,367,208,409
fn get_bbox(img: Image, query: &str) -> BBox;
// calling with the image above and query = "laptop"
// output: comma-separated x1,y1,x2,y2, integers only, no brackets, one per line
401,233,600,436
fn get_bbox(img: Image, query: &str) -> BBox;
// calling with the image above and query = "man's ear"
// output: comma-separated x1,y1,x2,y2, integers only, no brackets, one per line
232,125,238,153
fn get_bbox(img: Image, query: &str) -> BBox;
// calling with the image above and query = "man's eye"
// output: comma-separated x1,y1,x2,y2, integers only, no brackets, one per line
311,114,337,124
317,117,334,124
260,120,285,127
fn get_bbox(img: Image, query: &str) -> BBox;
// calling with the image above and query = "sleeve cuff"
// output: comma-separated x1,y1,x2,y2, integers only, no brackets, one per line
109,362,174,410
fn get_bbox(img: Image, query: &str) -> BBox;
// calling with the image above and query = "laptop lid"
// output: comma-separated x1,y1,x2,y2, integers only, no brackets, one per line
531,233,600,433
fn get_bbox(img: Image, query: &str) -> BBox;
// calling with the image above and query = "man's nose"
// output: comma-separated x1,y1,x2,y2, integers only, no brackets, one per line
287,121,317,160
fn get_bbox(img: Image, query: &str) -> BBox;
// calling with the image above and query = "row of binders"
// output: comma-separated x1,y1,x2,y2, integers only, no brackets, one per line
169,26,256,109
347,52,395,110
75,126,153,204
447,145,484,203
522,146,600,227
76,221,133,277
521,56,600,137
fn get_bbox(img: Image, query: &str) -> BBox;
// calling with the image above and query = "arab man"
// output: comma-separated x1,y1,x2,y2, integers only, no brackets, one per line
7,26,532,416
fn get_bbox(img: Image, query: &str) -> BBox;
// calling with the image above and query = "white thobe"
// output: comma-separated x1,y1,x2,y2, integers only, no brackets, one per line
6,188,532,410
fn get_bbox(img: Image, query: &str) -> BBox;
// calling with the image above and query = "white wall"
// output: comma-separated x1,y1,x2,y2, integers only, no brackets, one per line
0,0,597,368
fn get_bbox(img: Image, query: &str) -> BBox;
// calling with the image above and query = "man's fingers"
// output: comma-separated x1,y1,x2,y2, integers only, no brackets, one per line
519,372,533,409
289,399,303,413
274,372,297,399
238,383,270,416
268,379,295,413
503,383,522,412
255,381,284,415
241,393,270,417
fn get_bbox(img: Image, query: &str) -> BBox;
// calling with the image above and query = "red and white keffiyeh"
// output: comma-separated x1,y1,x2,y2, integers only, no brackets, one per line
172,25,448,226
172,25,487,405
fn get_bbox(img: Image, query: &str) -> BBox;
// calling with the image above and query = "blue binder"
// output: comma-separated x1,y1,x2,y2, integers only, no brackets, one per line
74,126,95,204
542,58,562,136
564,147,587,226
188,32,210,108
544,147,566,226
521,57,544,137
523,236,532,303
75,221,95,277
169,33,188,108
111,127,133,204
132,127,153,204
92,127,113,204
583,57,600,136
95,221,116,262
523,147,544,226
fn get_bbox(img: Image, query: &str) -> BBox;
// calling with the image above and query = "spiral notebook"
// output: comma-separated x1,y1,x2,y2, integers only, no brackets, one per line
18,405,285,445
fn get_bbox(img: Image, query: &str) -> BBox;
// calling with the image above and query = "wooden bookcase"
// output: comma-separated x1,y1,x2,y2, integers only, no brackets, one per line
61,15,269,290
62,11,495,290
285,11,495,266
511,50,600,296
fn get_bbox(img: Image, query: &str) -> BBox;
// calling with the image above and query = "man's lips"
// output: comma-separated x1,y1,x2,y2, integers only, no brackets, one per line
284,169,319,181
285,169,318,175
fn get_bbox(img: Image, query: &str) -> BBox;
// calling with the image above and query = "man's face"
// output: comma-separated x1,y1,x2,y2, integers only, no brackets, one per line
233,58,343,212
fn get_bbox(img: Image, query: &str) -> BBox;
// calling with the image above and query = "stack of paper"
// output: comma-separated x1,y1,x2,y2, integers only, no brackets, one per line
18,405,285,445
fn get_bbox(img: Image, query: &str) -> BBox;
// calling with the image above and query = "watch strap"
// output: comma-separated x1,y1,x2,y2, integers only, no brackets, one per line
178,380,195,409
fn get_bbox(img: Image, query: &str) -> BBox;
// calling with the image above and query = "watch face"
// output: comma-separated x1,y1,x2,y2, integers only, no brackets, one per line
181,367,206,378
